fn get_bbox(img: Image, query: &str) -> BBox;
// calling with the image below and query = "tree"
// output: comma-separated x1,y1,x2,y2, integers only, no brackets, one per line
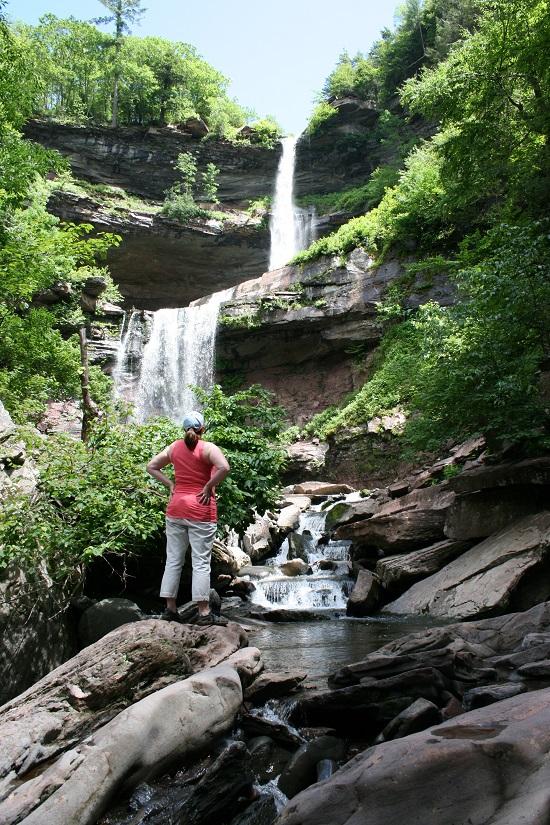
93,0,146,127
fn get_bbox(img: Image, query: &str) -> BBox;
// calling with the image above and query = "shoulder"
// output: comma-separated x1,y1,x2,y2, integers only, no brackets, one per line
167,440,182,459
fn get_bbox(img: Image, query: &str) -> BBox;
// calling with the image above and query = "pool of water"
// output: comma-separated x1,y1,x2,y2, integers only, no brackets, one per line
245,614,441,687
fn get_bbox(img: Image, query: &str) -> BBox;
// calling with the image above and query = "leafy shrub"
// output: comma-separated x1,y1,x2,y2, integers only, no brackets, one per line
307,101,338,134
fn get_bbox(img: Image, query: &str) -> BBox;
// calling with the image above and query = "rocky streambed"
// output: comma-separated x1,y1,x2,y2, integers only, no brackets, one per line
1,445,550,825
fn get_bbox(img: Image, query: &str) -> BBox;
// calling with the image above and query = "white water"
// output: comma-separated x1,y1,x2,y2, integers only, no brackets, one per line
251,503,353,611
269,136,316,270
114,289,231,422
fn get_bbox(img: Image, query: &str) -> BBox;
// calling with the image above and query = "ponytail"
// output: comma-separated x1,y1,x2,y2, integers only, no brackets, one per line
184,428,200,449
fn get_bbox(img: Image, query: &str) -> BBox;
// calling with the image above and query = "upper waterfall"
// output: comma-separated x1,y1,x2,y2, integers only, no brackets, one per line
269,136,316,270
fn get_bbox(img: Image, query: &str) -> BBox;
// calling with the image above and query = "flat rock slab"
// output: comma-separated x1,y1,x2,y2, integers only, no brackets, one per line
277,687,550,825
383,512,550,618
245,671,307,704
375,539,471,593
292,482,355,496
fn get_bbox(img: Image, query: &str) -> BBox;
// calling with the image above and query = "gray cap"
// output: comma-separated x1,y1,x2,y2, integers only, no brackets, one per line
183,410,205,431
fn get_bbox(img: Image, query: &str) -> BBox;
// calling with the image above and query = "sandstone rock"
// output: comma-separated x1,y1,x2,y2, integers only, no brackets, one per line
378,697,441,742
448,456,550,494
276,504,301,531
375,539,471,594
279,559,309,577
0,619,247,807
248,606,331,623
388,480,410,498
240,712,304,748
324,496,379,529
278,735,346,799
228,794,278,825
346,570,383,617
77,597,143,647
82,275,107,297
283,441,328,484
244,670,307,704
246,736,294,786
292,482,355,496
277,688,550,825
0,401,39,500
8,656,246,825
445,486,550,540
212,539,251,577
383,512,550,619
279,494,312,511
243,513,277,562
462,682,525,711
177,116,209,137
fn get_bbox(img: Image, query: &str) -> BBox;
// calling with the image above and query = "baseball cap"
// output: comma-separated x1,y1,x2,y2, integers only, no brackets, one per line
183,411,205,431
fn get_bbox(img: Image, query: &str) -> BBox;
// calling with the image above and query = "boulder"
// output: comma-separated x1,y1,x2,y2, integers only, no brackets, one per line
278,736,346,799
336,484,454,552
0,620,247,808
462,682,525,711
212,539,251,577
240,711,304,748
283,441,328,484
177,116,209,137
276,504,301,532
7,655,248,825
448,456,550,494
0,400,39,500
324,496,379,530
77,597,143,647
279,559,309,577
383,512,550,619
246,737,294,786
445,486,550,540
229,795,278,825
346,570,383,617
244,671,307,705
292,482,355,496
243,513,277,562
277,688,550,825
375,539,471,594
377,697,441,742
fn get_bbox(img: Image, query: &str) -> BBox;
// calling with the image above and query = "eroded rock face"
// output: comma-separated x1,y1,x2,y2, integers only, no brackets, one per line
48,190,270,309
383,512,550,619
278,687,550,825
25,119,280,203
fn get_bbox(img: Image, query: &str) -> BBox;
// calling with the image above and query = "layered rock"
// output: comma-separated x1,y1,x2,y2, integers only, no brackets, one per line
25,119,279,203
48,189,270,309
216,251,452,423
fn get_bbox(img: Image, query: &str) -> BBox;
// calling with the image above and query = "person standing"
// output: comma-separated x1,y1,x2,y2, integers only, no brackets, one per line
146,411,230,625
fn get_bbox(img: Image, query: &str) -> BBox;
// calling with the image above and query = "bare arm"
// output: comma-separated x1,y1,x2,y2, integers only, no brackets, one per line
146,446,174,493
199,442,230,505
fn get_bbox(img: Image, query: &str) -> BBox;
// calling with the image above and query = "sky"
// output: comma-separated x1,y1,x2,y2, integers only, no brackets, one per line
10,0,399,135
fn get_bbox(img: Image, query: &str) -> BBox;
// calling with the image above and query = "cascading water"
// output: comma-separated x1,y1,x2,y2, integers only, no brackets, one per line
114,289,231,421
269,136,316,270
251,502,354,611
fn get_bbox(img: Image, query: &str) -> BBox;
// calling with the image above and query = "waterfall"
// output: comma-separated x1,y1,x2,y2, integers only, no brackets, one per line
269,136,316,270
114,289,231,422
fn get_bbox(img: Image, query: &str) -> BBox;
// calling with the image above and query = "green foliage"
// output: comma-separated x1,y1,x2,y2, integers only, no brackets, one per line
16,15,254,136
195,384,286,533
161,152,221,222
309,222,550,452
0,183,120,423
246,117,283,149
306,101,337,134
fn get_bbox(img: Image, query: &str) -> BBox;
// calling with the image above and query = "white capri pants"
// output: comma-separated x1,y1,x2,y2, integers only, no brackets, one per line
160,516,217,602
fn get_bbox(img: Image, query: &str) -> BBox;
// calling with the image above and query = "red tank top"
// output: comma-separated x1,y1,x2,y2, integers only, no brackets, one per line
165,439,217,522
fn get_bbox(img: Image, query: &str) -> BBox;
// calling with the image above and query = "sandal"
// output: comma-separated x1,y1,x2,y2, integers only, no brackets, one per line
160,609,185,624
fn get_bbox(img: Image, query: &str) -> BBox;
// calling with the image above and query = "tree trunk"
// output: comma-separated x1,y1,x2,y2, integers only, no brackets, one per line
78,325,99,441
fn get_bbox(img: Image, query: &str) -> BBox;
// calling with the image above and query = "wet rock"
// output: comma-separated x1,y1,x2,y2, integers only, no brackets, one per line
278,735,346,799
448,456,550,494
228,794,278,825
383,512,550,618
279,559,309,577
336,484,455,552
246,736,294,785
248,606,331,623
375,539,471,595
240,712,304,748
229,577,257,599
377,697,442,742
278,688,550,825
346,569,383,617
292,482,355,496
517,660,550,679
244,671,307,704
283,441,328,484
287,531,309,562
77,597,143,647
243,513,278,562
462,682,526,711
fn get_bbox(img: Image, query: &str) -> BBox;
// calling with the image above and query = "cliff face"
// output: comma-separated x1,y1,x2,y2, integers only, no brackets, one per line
215,252,453,422
25,120,280,203
48,190,269,310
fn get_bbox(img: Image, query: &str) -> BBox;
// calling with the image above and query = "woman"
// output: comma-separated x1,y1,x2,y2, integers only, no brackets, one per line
146,410,230,626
